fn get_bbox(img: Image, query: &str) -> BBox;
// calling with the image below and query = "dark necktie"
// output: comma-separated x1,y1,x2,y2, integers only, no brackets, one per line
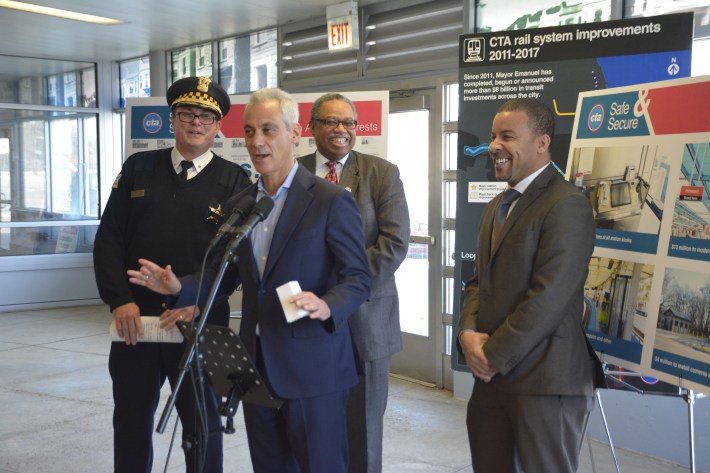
492,188,521,245
325,161,339,184
178,160,194,181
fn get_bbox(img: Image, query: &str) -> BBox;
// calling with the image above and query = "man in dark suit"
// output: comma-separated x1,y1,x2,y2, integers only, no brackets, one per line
298,93,410,473
130,88,371,473
458,98,604,473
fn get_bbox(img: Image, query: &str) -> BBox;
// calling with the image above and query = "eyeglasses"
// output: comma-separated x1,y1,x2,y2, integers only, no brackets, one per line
311,117,358,130
174,111,218,125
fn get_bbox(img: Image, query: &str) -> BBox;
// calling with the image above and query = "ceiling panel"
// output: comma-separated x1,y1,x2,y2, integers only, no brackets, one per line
0,0,386,63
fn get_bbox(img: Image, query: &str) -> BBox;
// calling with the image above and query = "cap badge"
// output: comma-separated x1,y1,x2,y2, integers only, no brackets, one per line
197,77,211,93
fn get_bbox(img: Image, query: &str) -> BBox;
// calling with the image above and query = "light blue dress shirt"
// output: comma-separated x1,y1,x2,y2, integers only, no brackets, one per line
251,161,300,279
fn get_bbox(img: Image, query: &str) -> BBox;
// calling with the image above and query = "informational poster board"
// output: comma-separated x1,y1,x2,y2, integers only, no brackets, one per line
125,91,389,181
452,13,693,373
571,75,710,395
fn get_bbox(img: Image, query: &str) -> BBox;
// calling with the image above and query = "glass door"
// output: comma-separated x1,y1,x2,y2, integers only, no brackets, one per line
388,89,442,386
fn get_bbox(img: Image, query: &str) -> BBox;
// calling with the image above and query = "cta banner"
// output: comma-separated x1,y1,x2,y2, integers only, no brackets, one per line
126,91,388,182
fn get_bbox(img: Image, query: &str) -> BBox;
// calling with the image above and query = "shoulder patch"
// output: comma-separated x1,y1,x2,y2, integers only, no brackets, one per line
112,173,122,189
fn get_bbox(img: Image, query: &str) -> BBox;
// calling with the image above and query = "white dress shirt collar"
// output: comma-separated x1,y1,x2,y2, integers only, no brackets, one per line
171,148,214,178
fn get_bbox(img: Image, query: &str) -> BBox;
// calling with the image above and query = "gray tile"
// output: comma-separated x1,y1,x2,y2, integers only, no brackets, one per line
383,387,470,471
0,316,108,345
0,345,106,387
42,332,112,356
0,390,112,472
384,461,467,473
0,305,701,473
0,341,25,351
0,312,50,328
12,363,112,406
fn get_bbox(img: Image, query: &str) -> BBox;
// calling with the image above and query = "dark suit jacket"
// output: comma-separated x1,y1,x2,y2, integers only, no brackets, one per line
299,151,410,362
459,165,603,396
179,164,371,399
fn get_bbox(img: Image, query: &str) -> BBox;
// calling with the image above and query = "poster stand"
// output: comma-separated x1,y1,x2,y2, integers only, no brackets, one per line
590,357,707,473
588,384,621,473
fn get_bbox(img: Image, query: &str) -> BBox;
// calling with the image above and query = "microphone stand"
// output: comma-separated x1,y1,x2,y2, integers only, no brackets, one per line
156,233,242,438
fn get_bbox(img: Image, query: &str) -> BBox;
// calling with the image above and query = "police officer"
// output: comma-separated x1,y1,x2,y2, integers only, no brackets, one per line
94,76,251,473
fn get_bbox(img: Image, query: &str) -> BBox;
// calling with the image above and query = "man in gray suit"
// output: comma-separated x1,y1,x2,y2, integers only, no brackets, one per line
299,92,410,473
458,98,604,473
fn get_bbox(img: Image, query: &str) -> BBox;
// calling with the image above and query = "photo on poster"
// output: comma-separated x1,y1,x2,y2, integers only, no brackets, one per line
668,142,710,261
584,256,654,364
568,144,671,254
651,266,710,387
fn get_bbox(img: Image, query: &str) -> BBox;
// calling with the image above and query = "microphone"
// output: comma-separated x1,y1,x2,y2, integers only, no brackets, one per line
209,194,257,248
224,196,275,255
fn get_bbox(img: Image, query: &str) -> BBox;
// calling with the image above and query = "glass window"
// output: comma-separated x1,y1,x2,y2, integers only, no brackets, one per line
1,138,10,227
477,0,615,31
0,55,97,108
443,82,459,358
7,110,98,220
218,28,278,94
0,108,99,256
445,83,459,123
171,42,213,81
119,56,150,108
692,37,710,77
81,67,97,108
0,55,99,257
625,1,710,39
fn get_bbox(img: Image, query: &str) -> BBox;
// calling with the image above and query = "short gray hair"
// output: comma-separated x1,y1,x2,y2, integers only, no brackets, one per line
246,88,299,130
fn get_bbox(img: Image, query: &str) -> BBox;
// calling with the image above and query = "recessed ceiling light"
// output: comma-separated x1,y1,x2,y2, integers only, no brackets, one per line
0,0,124,24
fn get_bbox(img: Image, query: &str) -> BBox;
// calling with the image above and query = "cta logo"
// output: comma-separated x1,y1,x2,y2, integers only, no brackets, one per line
587,104,604,133
463,38,485,63
142,112,163,134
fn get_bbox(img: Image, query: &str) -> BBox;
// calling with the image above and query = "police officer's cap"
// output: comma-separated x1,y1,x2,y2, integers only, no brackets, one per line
167,76,230,118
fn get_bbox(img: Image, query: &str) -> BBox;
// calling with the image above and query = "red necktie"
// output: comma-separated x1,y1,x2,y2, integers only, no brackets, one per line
325,161,338,184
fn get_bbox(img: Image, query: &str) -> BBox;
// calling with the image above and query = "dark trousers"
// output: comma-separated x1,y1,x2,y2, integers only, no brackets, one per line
467,381,594,473
244,391,350,473
243,338,350,473
347,356,390,473
109,341,224,473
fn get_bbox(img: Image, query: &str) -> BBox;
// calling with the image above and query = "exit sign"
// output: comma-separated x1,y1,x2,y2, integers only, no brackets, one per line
326,1,359,52
328,17,354,51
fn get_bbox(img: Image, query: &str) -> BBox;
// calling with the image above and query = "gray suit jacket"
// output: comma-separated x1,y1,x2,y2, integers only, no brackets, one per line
459,165,603,396
299,151,410,362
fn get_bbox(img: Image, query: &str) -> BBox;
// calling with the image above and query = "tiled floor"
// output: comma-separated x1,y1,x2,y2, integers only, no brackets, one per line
0,304,697,472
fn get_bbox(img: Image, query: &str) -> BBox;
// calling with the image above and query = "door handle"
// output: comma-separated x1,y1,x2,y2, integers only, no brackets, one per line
410,235,435,245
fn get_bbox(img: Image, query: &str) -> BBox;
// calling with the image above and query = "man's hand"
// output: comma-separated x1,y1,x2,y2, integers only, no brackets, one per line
159,305,199,331
459,331,498,382
291,291,331,321
127,258,182,295
113,302,143,345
